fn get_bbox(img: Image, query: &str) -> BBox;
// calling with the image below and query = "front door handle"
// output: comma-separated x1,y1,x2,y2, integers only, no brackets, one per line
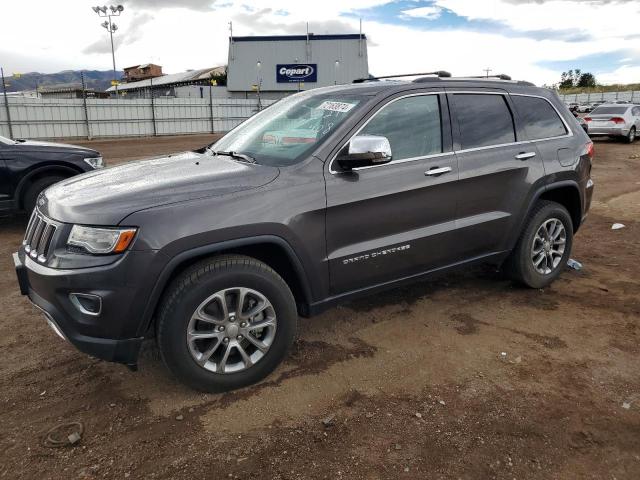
425,166,452,176
515,151,536,160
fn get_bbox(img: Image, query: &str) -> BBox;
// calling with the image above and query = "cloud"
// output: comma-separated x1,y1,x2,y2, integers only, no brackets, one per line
82,12,153,54
122,0,217,11
433,0,640,41
400,6,443,20
1,0,639,87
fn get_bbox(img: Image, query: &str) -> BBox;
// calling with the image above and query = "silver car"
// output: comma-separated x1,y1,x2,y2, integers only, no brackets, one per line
585,104,640,143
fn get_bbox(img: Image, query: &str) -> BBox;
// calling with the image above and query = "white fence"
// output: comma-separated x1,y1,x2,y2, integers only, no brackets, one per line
558,90,639,104
0,96,277,140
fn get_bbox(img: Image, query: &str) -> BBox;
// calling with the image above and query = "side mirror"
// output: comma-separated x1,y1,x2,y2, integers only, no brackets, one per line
336,135,392,170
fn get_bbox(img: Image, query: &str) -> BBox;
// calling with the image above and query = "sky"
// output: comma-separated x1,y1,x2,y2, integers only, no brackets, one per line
1,0,639,86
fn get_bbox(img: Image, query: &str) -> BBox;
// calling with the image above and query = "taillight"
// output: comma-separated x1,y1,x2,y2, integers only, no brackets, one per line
610,117,625,124
586,141,594,159
584,117,592,122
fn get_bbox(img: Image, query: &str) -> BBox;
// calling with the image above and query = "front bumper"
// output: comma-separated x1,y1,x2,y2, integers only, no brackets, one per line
13,250,158,366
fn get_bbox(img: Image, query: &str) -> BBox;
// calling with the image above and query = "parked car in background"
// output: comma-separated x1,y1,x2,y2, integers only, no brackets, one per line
585,104,640,143
0,136,104,214
577,104,593,113
572,110,589,133
568,102,580,112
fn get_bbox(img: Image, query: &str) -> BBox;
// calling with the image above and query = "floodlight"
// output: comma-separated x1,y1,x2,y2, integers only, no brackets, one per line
110,5,117,13
117,5,124,11
92,6,99,12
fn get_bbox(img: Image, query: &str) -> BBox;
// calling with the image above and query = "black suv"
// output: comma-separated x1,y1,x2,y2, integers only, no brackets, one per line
0,135,103,214
14,75,594,392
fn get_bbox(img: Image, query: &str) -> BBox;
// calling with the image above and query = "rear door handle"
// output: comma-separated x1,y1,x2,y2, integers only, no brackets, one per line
515,151,536,160
425,166,452,176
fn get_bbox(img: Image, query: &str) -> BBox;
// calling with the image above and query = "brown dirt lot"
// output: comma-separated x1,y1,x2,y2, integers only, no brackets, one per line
1,137,639,480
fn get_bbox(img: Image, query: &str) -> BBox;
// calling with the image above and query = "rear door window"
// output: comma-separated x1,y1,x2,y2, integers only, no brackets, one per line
452,94,515,149
511,95,567,140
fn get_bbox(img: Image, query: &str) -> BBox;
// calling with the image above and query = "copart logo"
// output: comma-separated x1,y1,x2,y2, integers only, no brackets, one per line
276,63,318,83
342,244,411,265
279,65,314,80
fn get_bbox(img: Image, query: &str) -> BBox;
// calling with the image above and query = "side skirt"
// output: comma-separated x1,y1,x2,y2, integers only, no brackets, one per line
307,250,509,316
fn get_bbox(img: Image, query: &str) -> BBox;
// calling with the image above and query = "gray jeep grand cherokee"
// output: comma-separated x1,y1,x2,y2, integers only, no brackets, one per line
14,74,594,392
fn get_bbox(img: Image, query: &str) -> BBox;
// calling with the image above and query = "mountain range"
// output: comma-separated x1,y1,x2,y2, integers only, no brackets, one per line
2,70,122,92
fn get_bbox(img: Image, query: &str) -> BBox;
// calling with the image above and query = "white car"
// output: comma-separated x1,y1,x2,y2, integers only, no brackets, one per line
585,104,640,143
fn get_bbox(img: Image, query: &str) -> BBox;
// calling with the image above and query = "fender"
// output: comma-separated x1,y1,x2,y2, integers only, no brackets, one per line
15,164,83,205
135,235,314,336
507,179,582,252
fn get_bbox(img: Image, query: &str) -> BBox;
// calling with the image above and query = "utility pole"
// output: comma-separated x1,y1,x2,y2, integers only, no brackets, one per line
483,67,492,78
92,5,124,95
1,67,13,139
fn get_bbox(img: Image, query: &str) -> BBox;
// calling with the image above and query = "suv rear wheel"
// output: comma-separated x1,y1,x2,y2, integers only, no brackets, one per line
505,200,573,289
156,255,298,392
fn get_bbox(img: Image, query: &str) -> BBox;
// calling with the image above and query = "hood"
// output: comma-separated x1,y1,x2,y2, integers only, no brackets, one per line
40,151,280,225
15,139,99,155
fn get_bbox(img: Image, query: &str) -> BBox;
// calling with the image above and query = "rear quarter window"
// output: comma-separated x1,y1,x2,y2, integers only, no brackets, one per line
511,95,567,140
452,94,515,149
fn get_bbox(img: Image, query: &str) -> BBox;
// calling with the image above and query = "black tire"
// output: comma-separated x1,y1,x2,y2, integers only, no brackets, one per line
504,200,573,289
22,175,65,213
625,126,636,144
156,255,298,392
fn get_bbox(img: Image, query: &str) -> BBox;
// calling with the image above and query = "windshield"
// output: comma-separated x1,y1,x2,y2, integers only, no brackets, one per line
591,106,629,115
209,92,364,166
0,135,15,145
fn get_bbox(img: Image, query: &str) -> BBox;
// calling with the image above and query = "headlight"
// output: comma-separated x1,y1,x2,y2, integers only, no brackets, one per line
68,225,137,254
84,157,104,169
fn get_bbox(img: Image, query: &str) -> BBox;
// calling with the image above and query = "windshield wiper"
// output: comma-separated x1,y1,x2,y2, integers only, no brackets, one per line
211,150,256,164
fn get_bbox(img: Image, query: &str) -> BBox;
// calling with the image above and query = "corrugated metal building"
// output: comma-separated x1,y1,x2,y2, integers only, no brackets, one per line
106,67,226,99
227,34,368,99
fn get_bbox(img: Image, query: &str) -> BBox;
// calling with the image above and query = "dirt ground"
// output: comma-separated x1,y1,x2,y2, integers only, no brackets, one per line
1,136,639,480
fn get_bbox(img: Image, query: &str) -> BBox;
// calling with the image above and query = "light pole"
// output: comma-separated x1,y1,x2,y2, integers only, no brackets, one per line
334,60,340,85
483,67,492,78
256,60,262,111
92,5,124,95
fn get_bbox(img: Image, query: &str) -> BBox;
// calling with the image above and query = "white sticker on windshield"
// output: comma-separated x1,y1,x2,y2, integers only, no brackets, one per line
317,101,356,113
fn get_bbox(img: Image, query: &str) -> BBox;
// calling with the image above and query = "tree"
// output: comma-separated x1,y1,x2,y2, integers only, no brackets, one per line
559,69,597,89
577,72,597,88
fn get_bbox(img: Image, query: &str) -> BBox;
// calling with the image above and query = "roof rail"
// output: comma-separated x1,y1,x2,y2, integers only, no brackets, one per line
465,74,512,81
353,71,451,83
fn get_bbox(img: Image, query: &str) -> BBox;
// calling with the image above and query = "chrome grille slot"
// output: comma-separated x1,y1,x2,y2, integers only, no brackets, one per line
22,210,59,263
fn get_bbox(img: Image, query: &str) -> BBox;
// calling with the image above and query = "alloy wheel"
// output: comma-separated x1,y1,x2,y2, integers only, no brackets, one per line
186,287,277,374
531,218,567,275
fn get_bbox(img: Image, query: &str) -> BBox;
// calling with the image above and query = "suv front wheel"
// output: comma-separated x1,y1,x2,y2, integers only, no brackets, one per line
156,255,298,392
505,200,574,289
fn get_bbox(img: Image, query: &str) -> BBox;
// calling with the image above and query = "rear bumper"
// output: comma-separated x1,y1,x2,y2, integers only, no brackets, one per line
13,250,149,366
588,126,629,137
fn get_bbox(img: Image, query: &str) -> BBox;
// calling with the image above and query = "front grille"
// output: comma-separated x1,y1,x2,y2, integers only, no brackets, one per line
23,210,58,263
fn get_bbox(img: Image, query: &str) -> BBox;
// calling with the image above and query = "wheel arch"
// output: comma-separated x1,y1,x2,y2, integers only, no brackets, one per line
507,180,583,254
16,164,82,209
538,182,582,233
138,236,314,337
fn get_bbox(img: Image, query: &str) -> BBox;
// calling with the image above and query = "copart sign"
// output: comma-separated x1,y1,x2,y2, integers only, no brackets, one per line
276,64,318,83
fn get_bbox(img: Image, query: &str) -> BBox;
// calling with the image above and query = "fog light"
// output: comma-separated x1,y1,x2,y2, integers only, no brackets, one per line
69,293,102,316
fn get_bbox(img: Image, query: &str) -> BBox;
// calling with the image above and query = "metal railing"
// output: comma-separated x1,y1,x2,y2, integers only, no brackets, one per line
559,90,638,104
0,94,274,140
